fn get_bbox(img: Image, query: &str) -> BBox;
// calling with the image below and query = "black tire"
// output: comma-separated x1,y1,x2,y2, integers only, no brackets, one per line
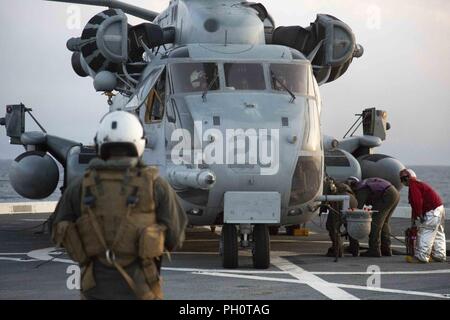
253,224,270,269
222,224,238,269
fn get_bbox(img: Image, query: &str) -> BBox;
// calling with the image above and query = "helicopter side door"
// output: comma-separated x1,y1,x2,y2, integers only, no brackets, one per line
139,67,167,167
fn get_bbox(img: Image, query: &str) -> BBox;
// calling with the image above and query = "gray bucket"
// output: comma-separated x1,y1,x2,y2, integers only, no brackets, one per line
345,210,372,241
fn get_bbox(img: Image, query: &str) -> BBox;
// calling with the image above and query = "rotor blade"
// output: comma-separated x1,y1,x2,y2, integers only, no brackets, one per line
45,0,159,21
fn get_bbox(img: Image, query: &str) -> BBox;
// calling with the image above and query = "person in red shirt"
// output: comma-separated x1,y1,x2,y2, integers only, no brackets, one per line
400,169,446,263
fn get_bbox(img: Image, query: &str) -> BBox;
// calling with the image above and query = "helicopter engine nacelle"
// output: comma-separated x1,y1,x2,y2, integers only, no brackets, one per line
77,9,129,76
272,14,363,84
68,9,174,81
358,154,406,190
9,151,60,199
70,51,90,78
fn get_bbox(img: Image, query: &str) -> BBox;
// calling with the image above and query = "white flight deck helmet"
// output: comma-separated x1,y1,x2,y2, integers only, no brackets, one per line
400,169,417,179
95,111,146,159
347,176,360,184
400,169,417,186
346,176,360,188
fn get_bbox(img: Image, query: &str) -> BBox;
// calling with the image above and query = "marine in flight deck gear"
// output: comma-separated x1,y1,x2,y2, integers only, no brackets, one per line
323,177,359,257
52,111,187,300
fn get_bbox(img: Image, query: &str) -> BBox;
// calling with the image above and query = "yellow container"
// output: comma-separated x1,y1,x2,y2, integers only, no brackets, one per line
293,228,309,237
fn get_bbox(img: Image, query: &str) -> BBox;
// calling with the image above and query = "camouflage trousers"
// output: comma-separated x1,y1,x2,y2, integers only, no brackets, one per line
368,186,400,253
326,210,359,256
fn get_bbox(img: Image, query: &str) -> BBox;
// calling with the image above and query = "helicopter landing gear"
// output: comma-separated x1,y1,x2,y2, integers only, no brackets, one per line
220,224,271,269
220,224,238,269
252,224,270,269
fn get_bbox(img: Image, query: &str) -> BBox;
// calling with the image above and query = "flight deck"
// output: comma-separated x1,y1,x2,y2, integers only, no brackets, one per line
0,213,449,300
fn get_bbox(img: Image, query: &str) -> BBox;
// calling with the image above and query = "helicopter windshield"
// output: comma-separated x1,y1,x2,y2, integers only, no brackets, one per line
171,63,219,93
270,63,309,96
224,63,266,90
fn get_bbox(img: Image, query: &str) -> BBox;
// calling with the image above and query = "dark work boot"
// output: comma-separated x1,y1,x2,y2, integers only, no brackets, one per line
348,238,360,257
326,231,343,258
326,247,334,257
381,246,393,257
326,246,343,258
360,249,382,257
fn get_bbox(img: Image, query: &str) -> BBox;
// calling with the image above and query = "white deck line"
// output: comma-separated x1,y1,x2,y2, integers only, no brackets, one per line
271,256,360,300
194,271,450,299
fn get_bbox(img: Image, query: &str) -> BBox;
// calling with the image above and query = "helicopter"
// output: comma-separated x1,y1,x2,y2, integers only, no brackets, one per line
0,0,405,269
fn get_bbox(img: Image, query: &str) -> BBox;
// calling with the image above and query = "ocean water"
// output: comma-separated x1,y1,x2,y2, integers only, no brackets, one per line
0,159,448,207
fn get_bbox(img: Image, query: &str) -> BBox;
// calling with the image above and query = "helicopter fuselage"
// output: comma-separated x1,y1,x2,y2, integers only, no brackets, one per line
116,43,324,227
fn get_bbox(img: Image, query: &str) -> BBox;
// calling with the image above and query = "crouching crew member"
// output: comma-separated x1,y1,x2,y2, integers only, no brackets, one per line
348,177,400,257
400,169,446,263
52,111,187,299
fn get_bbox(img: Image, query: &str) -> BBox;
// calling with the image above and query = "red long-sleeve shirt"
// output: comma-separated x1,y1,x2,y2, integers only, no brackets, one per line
408,179,443,219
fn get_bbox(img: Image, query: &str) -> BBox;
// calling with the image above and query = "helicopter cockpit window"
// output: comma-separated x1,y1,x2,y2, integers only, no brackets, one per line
270,63,308,96
289,154,322,206
170,63,219,93
224,63,266,90
302,99,321,152
145,71,166,123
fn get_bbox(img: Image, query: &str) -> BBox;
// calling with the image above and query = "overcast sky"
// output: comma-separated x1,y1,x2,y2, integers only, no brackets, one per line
0,0,449,165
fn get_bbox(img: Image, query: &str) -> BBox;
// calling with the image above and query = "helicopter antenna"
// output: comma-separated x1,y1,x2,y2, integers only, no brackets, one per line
45,0,159,22
23,105,47,134
343,112,372,139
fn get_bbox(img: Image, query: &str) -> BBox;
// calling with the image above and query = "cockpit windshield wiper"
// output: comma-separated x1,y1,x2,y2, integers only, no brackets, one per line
271,71,296,103
202,72,219,102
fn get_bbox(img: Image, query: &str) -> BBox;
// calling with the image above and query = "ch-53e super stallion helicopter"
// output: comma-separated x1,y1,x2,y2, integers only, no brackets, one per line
1,0,405,269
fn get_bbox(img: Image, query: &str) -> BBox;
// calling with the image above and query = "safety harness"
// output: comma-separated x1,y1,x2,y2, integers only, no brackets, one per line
55,161,165,300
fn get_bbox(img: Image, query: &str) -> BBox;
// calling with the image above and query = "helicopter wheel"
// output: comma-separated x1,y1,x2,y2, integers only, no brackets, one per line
221,224,238,269
252,224,270,269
